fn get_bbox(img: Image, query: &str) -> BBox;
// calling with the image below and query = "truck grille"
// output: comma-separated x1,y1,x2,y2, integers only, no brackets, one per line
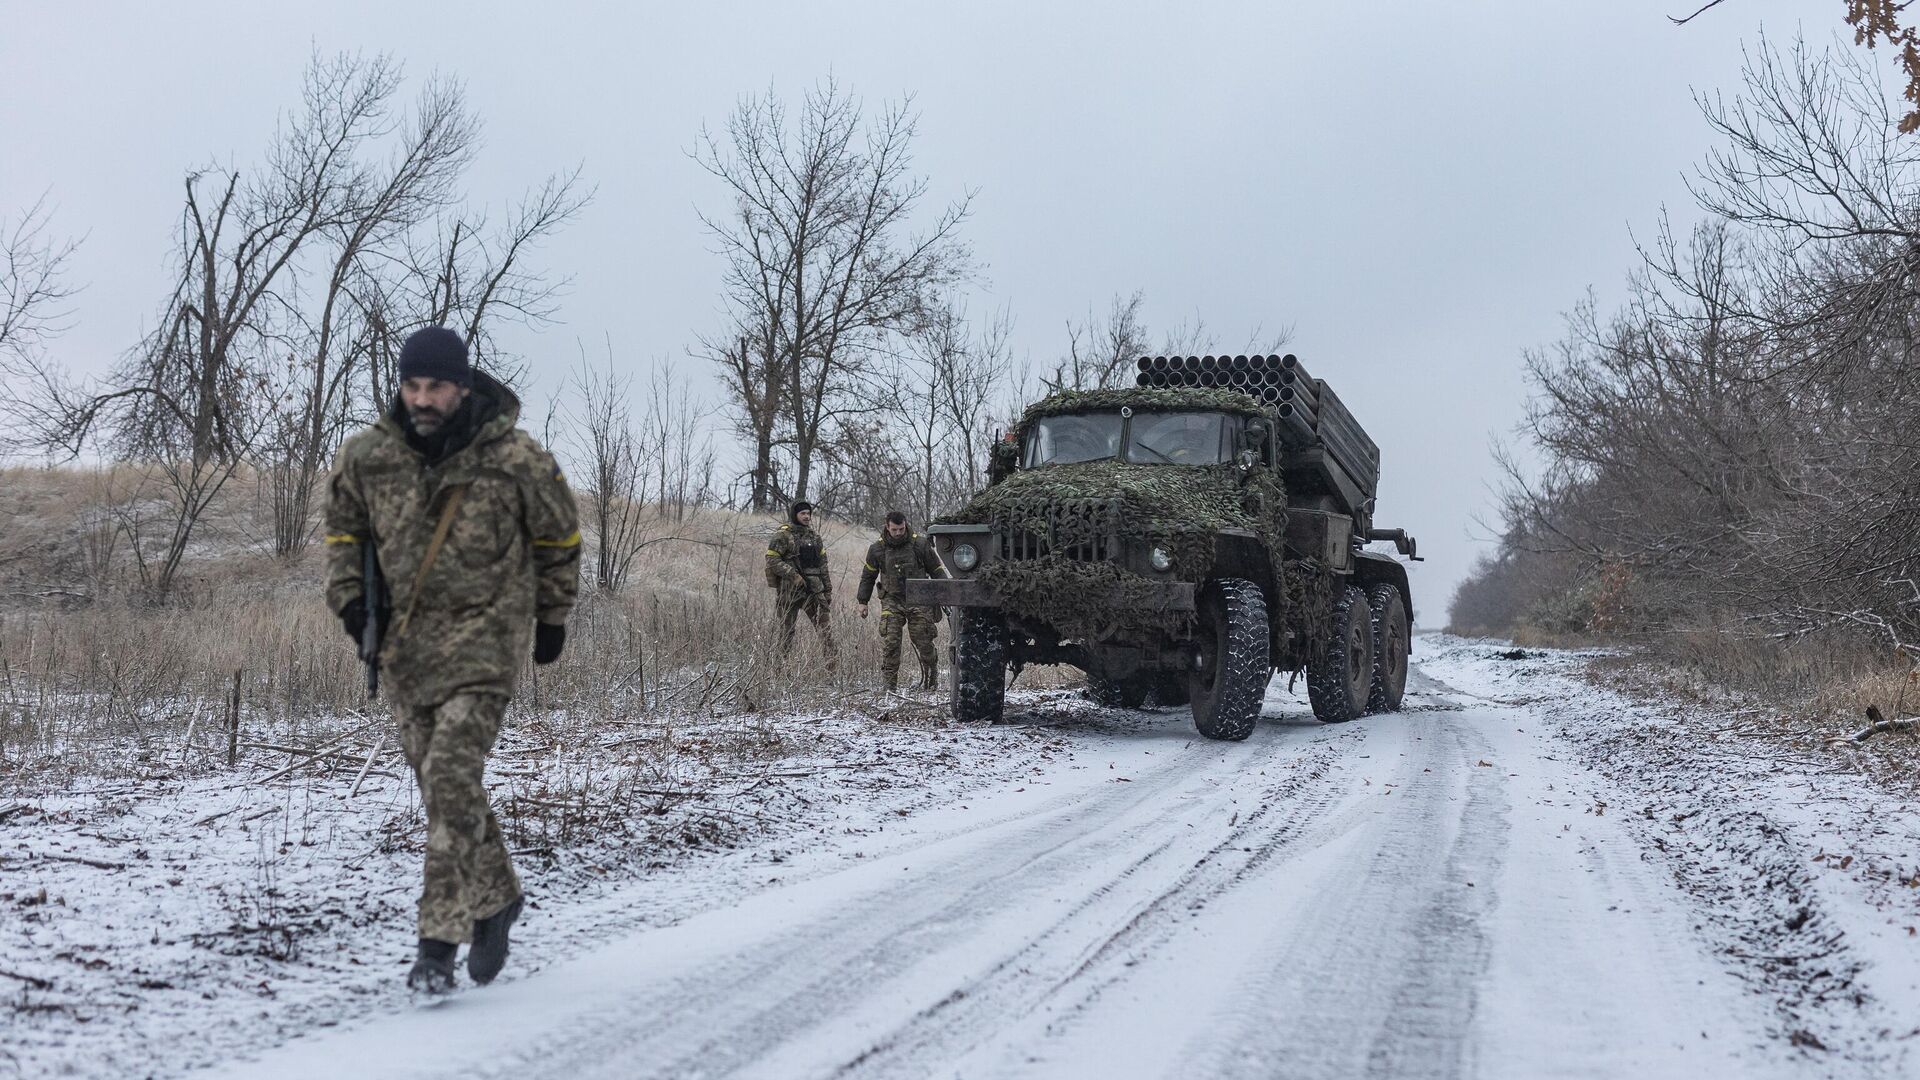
992,500,1118,563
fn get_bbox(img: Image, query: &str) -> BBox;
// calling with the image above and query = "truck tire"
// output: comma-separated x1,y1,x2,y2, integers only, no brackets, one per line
951,607,1008,724
1187,578,1270,741
1085,671,1150,709
1365,583,1409,713
1307,584,1374,723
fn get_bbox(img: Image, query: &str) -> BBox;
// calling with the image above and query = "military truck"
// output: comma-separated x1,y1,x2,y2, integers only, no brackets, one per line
902,352,1419,739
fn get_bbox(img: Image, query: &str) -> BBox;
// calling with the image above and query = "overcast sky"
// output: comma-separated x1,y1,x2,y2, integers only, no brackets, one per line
3,0,1832,619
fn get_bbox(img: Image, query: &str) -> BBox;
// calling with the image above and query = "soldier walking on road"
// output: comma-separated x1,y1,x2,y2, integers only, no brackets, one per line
766,500,838,668
857,511,949,692
323,326,580,994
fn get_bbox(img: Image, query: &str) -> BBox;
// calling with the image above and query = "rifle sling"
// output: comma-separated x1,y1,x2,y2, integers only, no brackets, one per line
392,484,468,642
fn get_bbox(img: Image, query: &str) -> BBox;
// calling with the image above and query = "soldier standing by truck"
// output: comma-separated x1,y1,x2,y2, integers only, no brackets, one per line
323,326,580,994
856,511,949,691
766,500,837,668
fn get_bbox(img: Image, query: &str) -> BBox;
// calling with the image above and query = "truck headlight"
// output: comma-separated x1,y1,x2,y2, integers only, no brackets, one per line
1150,546,1173,572
952,542,979,571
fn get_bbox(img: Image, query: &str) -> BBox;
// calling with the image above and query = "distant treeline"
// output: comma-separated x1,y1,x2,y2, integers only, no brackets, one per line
1451,35,1920,675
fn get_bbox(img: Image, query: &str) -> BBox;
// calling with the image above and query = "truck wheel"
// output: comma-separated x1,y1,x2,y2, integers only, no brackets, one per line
1085,671,1150,709
1187,578,1270,741
951,607,1008,724
1365,583,1409,713
1307,584,1375,723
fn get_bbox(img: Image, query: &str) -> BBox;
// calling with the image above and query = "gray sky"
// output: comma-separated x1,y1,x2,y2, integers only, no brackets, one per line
2,0,1824,619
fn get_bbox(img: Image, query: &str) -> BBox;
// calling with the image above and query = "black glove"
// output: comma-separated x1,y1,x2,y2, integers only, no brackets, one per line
533,622,566,665
340,598,367,643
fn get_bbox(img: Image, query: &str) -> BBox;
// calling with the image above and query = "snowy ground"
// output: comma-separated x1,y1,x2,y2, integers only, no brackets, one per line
7,638,1920,1078
0,694,1078,1078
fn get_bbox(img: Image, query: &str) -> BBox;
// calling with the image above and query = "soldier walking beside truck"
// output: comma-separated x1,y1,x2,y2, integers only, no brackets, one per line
857,511,949,691
324,326,581,994
766,500,838,668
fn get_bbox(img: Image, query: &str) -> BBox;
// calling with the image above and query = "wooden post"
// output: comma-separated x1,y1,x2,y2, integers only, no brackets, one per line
226,668,241,767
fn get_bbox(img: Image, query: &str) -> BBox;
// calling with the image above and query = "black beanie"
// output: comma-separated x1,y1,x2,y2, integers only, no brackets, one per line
398,326,472,386
789,501,814,523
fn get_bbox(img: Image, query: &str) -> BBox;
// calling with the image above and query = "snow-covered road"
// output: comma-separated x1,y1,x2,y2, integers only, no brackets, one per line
192,643,1920,1079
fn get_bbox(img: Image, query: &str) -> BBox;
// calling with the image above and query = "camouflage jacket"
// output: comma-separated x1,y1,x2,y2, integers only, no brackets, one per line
856,531,946,607
766,522,830,592
323,372,581,706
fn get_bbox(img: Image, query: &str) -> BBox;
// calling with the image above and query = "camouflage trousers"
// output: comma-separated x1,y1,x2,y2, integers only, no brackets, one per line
879,604,939,688
396,692,520,943
779,579,838,666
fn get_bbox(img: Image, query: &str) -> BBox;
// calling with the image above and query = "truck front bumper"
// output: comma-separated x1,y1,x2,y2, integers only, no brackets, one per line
903,576,1197,612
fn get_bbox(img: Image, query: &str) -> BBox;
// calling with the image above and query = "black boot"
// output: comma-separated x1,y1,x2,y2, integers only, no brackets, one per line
917,660,938,692
467,895,523,985
407,938,458,994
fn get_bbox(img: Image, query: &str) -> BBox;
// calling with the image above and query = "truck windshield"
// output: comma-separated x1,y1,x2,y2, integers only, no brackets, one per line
1127,411,1230,465
1025,413,1123,466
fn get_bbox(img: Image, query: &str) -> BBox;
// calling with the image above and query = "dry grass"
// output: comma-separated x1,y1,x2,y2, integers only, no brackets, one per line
0,464,997,799
1502,598,1912,723
1555,619,1920,792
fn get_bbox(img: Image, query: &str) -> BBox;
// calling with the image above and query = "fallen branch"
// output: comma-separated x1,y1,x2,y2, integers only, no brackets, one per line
347,736,386,799
193,805,240,828
1832,705,1920,746
31,851,127,870
0,968,53,990
255,719,381,784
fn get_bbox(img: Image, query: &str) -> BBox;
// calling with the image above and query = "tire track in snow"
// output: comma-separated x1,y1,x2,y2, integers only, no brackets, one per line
1198,699,1505,1079
980,700,1495,1080
823,733,1360,1078
470,713,1370,1080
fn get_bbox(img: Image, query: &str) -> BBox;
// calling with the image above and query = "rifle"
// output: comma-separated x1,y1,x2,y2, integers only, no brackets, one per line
360,537,388,699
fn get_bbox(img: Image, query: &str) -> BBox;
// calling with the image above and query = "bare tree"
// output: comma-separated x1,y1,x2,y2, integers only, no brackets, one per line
1043,291,1151,392
639,360,716,521
24,54,417,598
9,52,587,596
938,304,1013,496
571,350,648,591
0,195,81,452
1465,33,1920,662
1673,3,1920,132
1039,290,1287,394
396,168,593,374
694,78,974,504
116,54,424,469
263,67,480,555
697,323,787,512
891,298,1014,520
567,346,716,591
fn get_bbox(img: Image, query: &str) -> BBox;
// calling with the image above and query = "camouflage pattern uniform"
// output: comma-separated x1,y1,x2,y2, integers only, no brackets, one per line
856,527,948,690
322,371,579,944
766,514,837,666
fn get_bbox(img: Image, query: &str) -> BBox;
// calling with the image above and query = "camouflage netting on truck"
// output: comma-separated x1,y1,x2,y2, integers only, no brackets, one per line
1015,387,1271,425
947,460,1290,642
976,556,1194,642
1283,559,1334,660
